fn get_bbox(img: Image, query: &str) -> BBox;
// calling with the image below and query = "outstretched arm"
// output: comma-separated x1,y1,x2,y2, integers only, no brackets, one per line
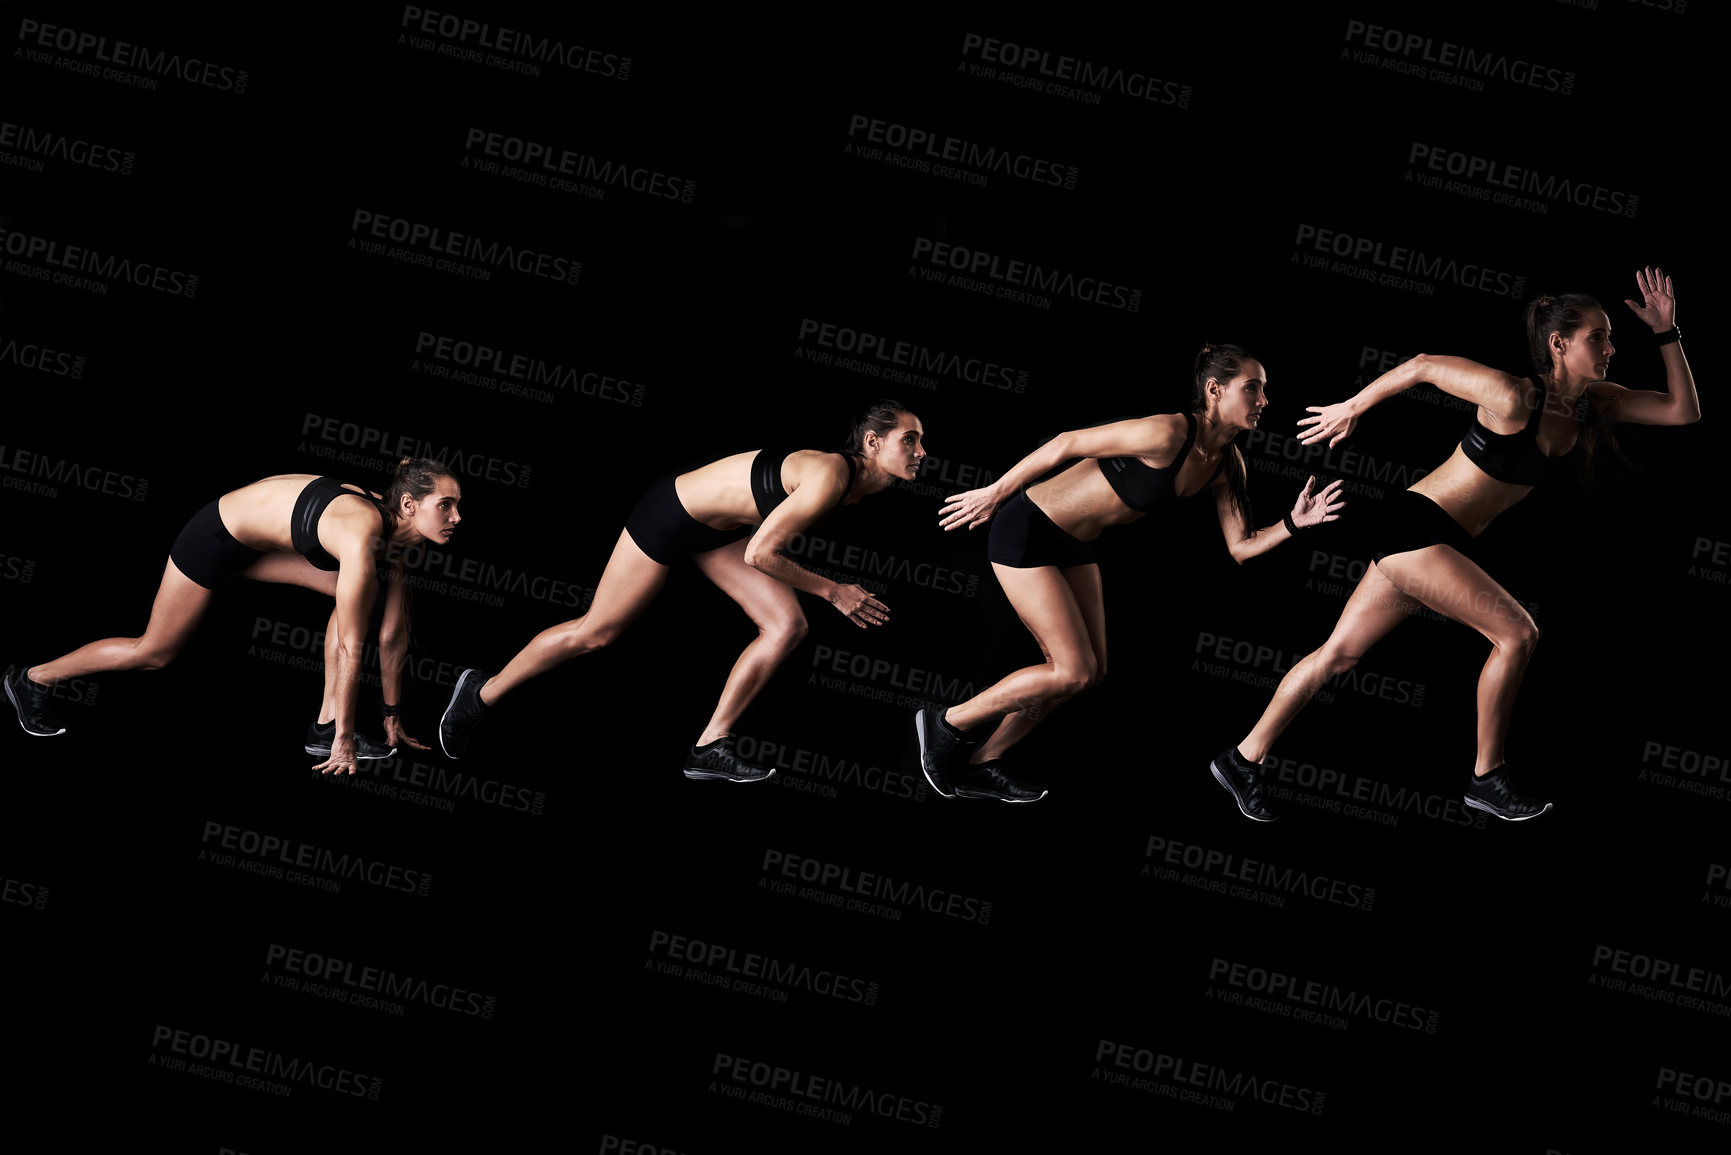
939,415,1182,530
743,459,889,629
1299,355,1527,448
1590,266,1699,426
1213,463,1346,564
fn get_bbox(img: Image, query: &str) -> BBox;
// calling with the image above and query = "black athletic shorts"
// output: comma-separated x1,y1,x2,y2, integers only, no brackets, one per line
624,473,754,565
987,491,1097,569
169,499,264,590
1370,489,1476,563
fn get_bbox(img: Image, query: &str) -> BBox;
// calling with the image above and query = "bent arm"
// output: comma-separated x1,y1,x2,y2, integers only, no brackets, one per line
742,472,848,600
1213,481,1292,564
1210,461,1344,565
1589,343,1699,425
1356,354,1525,420
994,416,1175,497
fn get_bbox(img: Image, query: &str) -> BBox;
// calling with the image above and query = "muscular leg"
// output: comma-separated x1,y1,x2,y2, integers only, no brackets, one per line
973,564,1106,763
1237,560,1420,764
29,559,217,682
1373,547,1539,776
481,529,671,705
945,563,1103,745
690,540,807,745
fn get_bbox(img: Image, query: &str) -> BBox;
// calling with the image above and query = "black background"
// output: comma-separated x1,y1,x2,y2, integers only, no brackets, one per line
3,4,1725,1151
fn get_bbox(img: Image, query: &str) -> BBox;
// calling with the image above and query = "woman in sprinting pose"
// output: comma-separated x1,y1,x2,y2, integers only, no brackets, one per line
1210,267,1697,823
5,459,462,775
437,402,926,780
918,345,1344,802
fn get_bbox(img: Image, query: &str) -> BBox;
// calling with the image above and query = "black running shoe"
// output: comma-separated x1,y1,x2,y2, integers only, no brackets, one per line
683,735,775,782
1464,767,1551,821
952,759,1047,803
439,668,491,760
304,721,395,760
1210,747,1278,822
914,705,976,799
4,664,64,737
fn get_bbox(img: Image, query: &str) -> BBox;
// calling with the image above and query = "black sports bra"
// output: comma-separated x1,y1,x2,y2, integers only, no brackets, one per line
1100,413,1226,512
1461,376,1575,486
290,477,386,571
751,450,859,522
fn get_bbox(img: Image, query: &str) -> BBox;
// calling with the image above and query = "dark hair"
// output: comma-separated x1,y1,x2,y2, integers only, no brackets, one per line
1191,344,1257,534
1525,293,1603,376
1524,293,1626,479
840,400,915,456
384,457,454,523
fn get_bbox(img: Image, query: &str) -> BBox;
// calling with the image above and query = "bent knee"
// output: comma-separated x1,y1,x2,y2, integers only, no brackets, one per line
1052,660,1100,697
1313,646,1360,679
763,613,808,650
551,619,616,656
1499,620,1540,656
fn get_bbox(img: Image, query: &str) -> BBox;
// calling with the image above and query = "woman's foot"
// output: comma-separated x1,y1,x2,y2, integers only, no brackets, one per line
951,758,1047,803
304,720,395,760
439,668,492,760
1210,747,1278,822
1464,766,1551,821
683,735,775,782
4,665,64,737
